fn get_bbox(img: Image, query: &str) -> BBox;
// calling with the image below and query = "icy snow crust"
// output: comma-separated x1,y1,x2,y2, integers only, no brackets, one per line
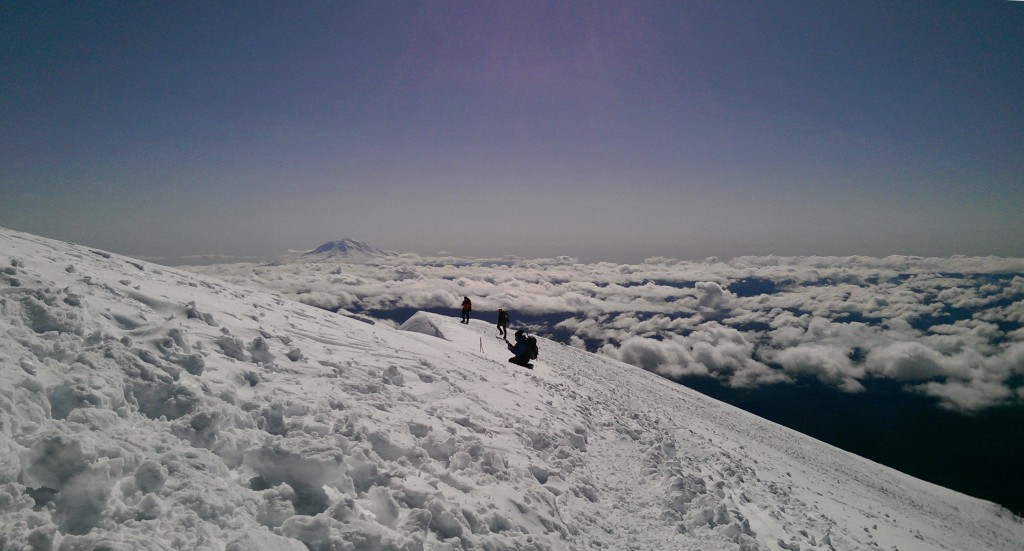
0,227,1021,551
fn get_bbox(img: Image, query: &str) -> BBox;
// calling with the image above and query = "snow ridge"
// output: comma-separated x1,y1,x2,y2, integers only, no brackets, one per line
0,226,1021,550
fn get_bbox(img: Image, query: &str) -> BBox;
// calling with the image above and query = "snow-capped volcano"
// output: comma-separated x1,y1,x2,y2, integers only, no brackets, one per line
1,226,1021,550
305,239,394,257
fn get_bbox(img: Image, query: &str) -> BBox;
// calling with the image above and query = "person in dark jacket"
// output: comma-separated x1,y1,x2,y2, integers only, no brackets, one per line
496,308,509,338
460,297,472,324
505,330,533,368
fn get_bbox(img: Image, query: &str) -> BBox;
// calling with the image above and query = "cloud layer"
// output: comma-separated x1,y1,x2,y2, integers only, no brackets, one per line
191,252,1024,413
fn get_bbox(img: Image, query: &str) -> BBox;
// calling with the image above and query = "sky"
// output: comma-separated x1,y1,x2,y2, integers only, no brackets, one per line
2,1,1023,263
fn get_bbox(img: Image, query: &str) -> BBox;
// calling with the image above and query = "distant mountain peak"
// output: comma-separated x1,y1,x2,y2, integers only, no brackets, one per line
305,239,392,257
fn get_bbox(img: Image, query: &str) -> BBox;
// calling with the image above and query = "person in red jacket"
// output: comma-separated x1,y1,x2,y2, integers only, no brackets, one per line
460,297,472,324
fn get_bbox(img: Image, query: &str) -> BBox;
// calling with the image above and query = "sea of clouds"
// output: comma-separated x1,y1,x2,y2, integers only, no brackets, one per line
191,252,1024,415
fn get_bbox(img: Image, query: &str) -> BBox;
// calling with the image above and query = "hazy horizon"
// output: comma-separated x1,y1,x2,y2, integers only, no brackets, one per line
8,228,1024,269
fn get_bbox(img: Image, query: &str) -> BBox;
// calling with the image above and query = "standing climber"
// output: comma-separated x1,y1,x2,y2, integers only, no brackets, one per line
496,308,509,338
461,296,472,324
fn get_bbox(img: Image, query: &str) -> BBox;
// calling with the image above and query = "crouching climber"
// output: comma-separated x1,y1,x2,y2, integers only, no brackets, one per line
505,330,538,369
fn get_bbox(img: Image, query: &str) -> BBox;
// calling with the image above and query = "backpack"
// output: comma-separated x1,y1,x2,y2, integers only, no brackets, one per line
526,336,538,360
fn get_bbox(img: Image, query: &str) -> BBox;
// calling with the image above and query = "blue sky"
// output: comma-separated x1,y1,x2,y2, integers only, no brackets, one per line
2,1,1022,262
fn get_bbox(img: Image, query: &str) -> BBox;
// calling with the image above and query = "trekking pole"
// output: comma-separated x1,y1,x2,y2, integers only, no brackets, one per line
479,337,483,353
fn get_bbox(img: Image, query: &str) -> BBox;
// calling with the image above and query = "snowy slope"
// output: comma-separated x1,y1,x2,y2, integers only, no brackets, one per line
1,226,1021,551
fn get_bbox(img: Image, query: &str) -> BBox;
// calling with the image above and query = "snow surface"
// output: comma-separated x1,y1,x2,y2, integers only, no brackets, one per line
1,226,1022,550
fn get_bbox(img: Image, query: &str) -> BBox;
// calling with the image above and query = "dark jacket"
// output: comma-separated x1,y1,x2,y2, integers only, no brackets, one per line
508,334,529,357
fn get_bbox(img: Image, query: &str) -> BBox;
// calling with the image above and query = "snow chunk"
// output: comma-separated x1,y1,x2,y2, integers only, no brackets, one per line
226,530,308,551
244,440,355,515
399,312,446,339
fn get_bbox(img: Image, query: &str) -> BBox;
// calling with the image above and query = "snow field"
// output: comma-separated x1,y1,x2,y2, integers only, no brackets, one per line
1,227,1022,550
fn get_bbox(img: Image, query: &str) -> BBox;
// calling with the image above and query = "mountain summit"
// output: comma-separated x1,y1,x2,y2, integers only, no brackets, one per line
305,238,393,257
1,226,1021,550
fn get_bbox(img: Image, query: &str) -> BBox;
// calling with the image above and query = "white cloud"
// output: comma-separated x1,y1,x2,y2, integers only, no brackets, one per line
727,360,790,388
1007,341,1024,373
977,300,1024,324
695,281,732,317
864,342,949,381
568,335,588,349
601,336,706,378
911,379,1015,413
188,252,1024,412
773,345,865,392
296,290,354,312
600,324,784,388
